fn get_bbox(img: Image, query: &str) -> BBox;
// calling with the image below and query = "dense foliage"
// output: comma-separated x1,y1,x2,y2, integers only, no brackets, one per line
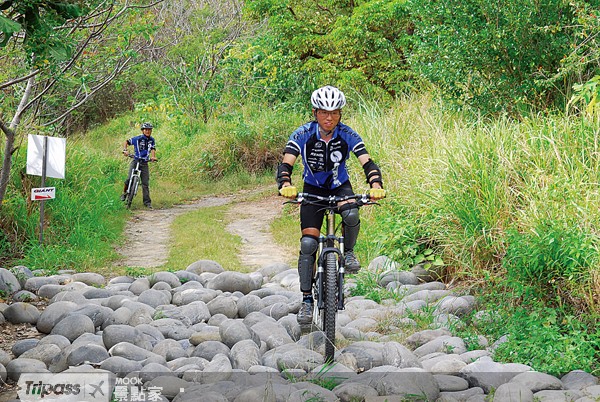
244,0,416,100
410,0,578,113
0,0,91,65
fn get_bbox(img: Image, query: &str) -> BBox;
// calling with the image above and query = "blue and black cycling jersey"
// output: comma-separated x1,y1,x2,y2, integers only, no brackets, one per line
284,121,368,190
127,134,156,161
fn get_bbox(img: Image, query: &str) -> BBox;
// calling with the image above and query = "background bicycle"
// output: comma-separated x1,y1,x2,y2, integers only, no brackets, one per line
122,154,156,209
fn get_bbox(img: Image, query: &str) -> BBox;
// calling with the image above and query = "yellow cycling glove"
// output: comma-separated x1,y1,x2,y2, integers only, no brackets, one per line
279,186,298,198
369,188,386,199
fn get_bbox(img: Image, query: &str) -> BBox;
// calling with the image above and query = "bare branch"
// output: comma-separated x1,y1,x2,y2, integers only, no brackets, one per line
58,1,164,31
11,76,35,130
0,69,40,90
0,117,13,138
21,1,157,115
42,57,133,127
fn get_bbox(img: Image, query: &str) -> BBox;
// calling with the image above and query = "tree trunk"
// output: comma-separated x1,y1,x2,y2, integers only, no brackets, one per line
0,124,16,207
0,76,35,207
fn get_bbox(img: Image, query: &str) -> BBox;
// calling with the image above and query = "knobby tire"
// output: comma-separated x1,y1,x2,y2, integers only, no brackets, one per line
323,252,338,362
126,176,139,209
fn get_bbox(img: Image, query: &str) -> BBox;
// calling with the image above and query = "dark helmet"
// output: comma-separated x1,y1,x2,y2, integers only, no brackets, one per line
141,122,153,130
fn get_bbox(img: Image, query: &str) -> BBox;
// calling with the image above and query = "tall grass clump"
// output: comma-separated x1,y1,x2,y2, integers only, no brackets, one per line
0,156,40,260
346,95,600,374
495,116,600,312
362,100,600,314
193,103,307,179
436,116,532,278
345,93,457,270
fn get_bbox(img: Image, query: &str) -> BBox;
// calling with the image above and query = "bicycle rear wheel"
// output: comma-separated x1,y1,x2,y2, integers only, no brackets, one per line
323,251,338,362
126,176,139,209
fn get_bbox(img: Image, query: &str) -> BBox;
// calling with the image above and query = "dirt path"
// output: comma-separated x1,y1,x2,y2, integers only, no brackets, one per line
225,196,296,268
115,191,295,270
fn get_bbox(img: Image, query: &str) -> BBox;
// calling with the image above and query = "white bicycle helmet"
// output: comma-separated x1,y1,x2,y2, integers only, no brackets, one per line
311,85,346,111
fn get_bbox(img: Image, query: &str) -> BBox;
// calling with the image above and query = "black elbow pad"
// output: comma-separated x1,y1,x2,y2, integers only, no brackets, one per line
276,162,293,189
363,159,383,188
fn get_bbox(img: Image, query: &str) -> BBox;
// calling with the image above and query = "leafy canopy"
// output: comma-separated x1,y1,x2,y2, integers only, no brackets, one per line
0,0,94,65
244,0,416,100
409,0,584,113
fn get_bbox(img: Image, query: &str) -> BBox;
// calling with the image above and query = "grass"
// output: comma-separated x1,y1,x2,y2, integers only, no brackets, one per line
162,204,243,272
271,203,300,253
157,179,281,273
342,95,600,375
282,362,343,392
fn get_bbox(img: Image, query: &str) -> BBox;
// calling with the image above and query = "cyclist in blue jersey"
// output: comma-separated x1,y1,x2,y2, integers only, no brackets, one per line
277,85,386,324
121,122,157,209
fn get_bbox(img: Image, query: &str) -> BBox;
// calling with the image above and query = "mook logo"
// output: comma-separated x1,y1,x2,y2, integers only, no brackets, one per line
18,372,110,402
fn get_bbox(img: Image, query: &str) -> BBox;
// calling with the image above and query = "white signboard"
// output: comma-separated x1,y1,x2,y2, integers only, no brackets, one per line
31,187,56,201
26,135,66,179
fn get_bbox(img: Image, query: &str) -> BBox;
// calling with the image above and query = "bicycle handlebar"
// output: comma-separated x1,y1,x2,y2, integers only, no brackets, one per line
287,192,378,207
125,154,157,162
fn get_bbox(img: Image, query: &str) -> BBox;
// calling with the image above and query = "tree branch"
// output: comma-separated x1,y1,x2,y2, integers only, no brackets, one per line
42,56,133,126
0,69,40,90
55,1,163,31
0,117,13,139
21,1,156,115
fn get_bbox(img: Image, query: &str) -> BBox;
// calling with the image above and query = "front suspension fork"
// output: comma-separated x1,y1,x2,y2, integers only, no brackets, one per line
315,235,325,309
338,236,345,310
315,235,346,310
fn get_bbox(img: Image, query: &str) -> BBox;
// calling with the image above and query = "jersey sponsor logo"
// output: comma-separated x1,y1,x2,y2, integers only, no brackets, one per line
330,150,343,163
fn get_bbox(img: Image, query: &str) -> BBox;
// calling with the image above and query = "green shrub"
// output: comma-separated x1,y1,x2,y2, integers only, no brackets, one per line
370,201,443,271
503,221,599,307
197,105,305,179
488,308,600,376
243,0,415,101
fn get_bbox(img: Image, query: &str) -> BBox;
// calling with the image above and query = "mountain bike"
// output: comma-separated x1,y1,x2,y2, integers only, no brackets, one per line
287,192,378,362
123,154,155,209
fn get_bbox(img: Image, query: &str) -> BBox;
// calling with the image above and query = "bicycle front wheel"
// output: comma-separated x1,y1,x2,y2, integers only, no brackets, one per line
126,176,139,209
323,251,338,362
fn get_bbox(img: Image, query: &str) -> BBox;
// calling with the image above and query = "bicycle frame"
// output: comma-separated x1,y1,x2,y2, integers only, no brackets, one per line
289,192,373,362
315,208,345,311
124,155,143,209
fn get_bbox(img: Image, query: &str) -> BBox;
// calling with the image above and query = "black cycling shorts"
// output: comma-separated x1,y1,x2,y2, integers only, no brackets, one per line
300,181,355,231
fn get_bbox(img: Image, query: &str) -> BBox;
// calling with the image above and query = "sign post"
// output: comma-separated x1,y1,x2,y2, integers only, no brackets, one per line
39,136,48,244
26,135,66,244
